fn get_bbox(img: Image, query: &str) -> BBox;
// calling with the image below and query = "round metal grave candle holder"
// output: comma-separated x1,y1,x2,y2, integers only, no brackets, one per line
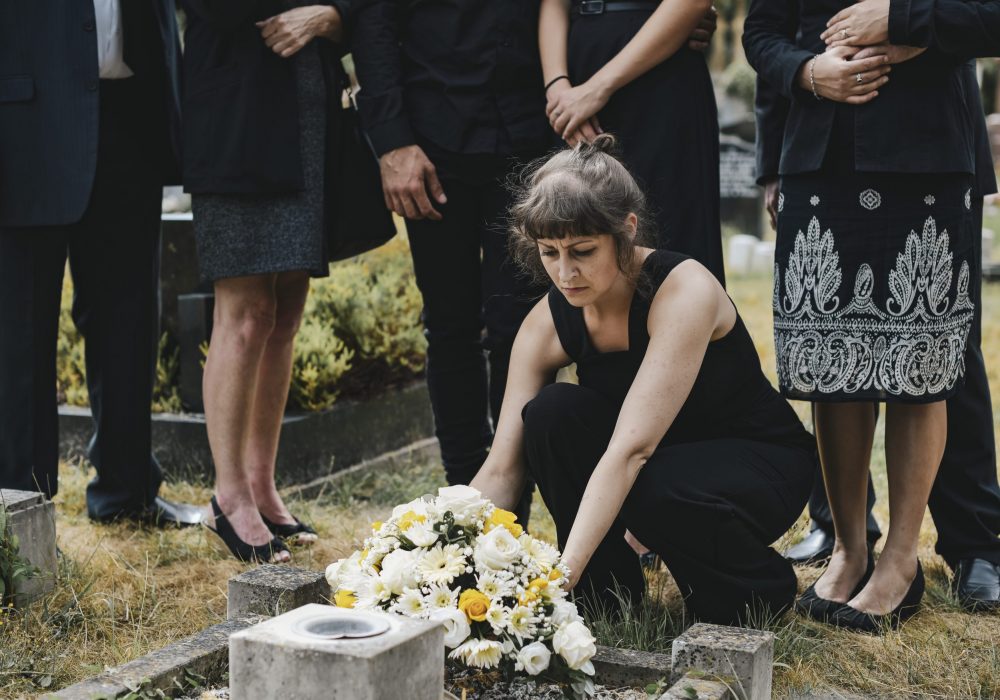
293,612,391,640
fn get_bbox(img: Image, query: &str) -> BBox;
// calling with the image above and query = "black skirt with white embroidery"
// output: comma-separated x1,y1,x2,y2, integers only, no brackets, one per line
773,172,976,403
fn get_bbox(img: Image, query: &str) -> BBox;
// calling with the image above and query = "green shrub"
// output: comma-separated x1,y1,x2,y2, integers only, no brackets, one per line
56,233,426,413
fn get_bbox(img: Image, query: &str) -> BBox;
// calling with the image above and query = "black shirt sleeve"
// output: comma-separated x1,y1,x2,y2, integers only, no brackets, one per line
351,0,415,156
743,0,815,102
889,0,1000,58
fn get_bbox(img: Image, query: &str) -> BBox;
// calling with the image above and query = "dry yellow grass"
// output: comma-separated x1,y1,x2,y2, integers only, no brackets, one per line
0,269,997,699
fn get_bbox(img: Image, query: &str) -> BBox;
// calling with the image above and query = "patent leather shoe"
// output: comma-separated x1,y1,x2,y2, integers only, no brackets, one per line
796,552,874,622
954,558,1000,612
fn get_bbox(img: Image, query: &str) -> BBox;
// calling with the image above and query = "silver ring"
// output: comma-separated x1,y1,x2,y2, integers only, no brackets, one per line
856,73,863,84
841,28,848,39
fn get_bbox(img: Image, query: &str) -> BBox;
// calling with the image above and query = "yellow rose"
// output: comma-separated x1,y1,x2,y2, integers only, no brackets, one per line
334,589,357,608
486,508,523,538
398,510,427,532
372,521,383,532
458,589,490,622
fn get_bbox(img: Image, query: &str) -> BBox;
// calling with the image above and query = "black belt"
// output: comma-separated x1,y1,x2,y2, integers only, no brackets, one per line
574,0,658,15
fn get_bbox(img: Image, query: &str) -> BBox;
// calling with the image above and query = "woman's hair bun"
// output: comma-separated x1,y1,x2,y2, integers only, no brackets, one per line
577,133,619,157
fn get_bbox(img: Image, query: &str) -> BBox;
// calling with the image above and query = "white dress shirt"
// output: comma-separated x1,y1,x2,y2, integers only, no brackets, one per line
93,0,134,79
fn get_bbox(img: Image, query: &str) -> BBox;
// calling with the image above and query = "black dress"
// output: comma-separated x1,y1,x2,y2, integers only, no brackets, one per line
522,251,815,624
567,5,724,282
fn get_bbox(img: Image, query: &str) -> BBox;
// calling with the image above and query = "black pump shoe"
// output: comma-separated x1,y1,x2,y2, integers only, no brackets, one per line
831,562,925,633
796,552,875,622
260,512,318,546
206,497,290,563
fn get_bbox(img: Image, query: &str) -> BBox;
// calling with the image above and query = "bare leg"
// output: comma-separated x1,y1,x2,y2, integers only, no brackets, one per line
813,402,876,602
850,401,946,614
202,274,289,562
244,272,316,541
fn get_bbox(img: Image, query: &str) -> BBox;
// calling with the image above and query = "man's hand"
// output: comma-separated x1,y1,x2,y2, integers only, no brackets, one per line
256,6,342,58
796,45,891,104
763,178,779,231
378,145,447,221
853,43,927,65
546,80,602,146
822,0,890,48
688,6,718,52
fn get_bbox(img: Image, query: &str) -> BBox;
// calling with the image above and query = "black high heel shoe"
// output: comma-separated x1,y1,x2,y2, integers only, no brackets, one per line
831,561,925,633
796,552,875,622
206,496,289,563
260,512,318,545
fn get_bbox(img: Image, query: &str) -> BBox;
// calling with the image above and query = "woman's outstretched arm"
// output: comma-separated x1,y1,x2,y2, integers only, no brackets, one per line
470,298,569,511
559,262,728,586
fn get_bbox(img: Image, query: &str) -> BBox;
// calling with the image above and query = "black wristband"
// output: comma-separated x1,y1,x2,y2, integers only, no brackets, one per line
544,75,570,93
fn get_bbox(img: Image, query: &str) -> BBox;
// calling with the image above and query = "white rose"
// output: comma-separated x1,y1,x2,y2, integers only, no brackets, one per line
553,620,597,673
436,485,489,526
429,607,471,648
516,641,552,676
551,600,582,627
473,527,522,571
405,520,440,547
325,559,346,590
379,548,420,594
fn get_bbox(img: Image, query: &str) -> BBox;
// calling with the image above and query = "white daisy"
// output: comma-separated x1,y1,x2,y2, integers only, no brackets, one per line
507,605,538,641
425,584,459,610
449,638,504,669
394,587,427,618
417,543,468,585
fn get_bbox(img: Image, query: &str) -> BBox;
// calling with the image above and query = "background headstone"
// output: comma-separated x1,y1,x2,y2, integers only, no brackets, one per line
719,134,763,241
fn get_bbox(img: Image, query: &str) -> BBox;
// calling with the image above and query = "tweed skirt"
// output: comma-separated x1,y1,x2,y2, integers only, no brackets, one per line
773,172,976,403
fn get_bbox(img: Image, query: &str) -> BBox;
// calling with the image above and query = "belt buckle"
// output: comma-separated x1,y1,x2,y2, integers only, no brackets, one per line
579,0,605,15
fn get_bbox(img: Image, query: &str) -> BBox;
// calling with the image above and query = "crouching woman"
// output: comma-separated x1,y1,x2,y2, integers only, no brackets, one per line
470,135,815,625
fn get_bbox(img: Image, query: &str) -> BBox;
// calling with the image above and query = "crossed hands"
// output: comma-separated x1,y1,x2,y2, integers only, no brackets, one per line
545,6,720,146
800,0,926,104
256,5,343,58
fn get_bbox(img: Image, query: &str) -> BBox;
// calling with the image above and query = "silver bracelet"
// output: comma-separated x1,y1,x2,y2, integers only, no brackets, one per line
809,56,822,100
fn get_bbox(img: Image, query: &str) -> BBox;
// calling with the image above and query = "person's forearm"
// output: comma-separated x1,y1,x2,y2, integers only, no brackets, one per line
561,445,647,579
588,0,711,96
540,0,571,85
469,458,527,513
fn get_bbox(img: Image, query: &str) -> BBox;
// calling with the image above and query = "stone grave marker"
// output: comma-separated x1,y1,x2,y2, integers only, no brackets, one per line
0,489,57,605
720,134,763,241
229,603,444,700
671,623,773,700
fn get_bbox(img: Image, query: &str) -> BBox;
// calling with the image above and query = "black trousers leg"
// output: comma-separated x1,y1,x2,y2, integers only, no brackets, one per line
406,177,492,486
930,198,1000,567
625,438,813,624
0,227,69,498
522,383,644,611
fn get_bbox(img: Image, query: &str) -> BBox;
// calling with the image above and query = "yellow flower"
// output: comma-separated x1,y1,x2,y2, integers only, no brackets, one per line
398,510,427,532
485,508,523,538
548,569,562,582
458,589,491,622
528,577,548,593
372,521,383,532
519,590,539,605
334,589,357,608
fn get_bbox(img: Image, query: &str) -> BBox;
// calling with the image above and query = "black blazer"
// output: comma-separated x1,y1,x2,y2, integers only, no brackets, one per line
179,0,351,194
0,0,182,227
743,0,999,178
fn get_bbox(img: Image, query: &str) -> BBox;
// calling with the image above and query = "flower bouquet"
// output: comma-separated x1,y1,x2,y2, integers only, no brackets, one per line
325,485,597,699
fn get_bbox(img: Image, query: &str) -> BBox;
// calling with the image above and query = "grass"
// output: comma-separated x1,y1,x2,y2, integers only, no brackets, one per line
1,257,998,698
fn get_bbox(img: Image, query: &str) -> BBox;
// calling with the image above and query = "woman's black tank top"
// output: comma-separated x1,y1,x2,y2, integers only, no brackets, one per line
547,250,815,451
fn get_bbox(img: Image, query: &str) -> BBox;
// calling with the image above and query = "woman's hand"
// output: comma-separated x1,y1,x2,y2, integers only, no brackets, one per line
797,45,891,104
822,0,890,48
256,5,343,58
546,79,612,143
853,43,927,65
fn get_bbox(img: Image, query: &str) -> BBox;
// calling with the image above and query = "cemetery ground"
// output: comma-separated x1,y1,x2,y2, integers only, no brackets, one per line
1,274,999,699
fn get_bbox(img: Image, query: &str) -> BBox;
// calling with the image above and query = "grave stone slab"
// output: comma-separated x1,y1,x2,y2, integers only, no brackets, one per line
229,603,444,700
671,623,773,700
593,645,673,688
662,671,734,699
228,564,330,620
1,489,57,605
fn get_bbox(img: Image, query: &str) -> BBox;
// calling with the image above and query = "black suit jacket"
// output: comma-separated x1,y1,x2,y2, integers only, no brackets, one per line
179,0,350,193
743,0,997,178
0,0,182,227
752,0,1000,195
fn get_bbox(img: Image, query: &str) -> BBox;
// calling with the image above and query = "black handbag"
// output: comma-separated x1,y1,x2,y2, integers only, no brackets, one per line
324,57,397,262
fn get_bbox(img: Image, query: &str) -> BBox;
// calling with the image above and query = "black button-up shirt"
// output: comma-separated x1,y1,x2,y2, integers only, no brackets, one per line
352,0,550,157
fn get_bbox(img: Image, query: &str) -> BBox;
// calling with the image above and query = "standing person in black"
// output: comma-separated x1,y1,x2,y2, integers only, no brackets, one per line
744,0,993,630
350,0,554,512
753,0,1000,612
0,0,200,526
539,0,725,283
469,137,815,624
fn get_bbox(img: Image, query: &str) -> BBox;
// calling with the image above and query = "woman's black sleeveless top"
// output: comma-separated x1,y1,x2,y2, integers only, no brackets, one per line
547,250,815,451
